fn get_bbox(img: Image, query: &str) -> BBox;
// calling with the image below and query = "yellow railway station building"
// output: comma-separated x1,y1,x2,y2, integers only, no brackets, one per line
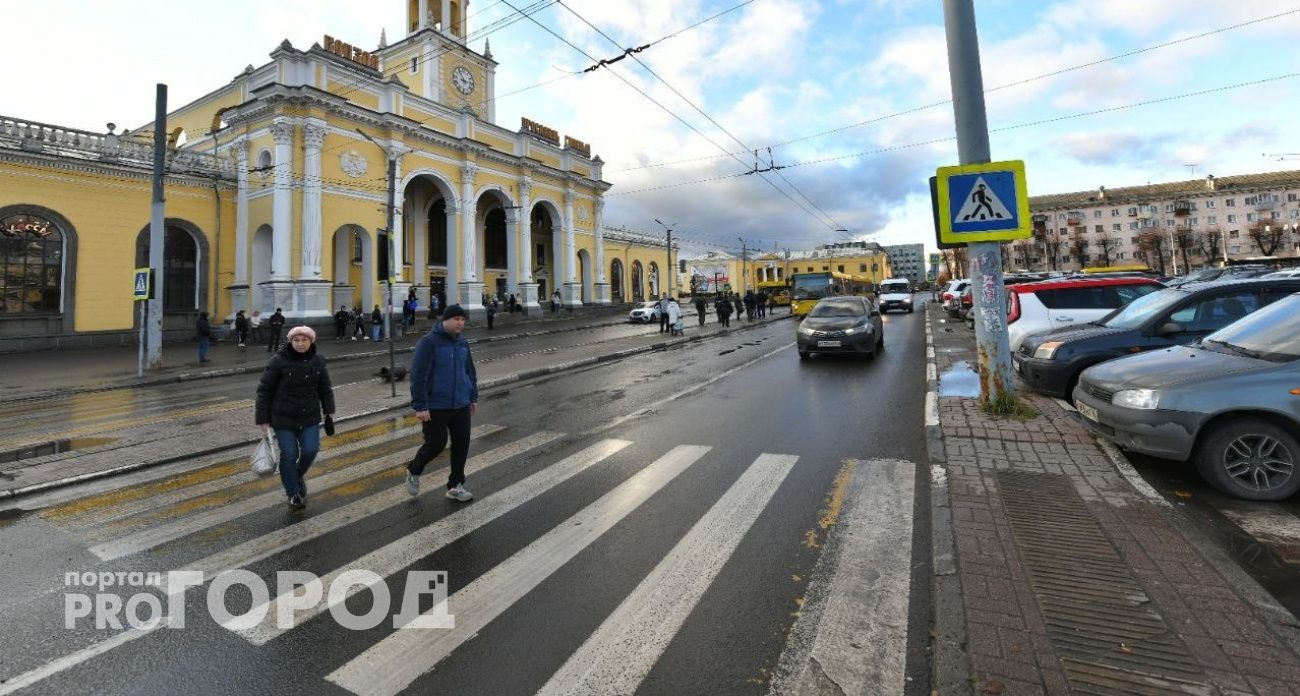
0,0,676,351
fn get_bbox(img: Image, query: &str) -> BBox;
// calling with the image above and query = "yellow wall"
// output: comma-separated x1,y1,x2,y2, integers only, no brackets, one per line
0,161,235,331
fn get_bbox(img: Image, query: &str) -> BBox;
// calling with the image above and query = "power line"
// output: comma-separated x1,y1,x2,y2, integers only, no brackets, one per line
545,0,844,236
606,6,1300,174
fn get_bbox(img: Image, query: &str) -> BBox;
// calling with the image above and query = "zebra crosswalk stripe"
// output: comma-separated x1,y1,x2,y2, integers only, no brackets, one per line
88,424,505,561
325,444,713,696
233,437,630,643
536,452,799,696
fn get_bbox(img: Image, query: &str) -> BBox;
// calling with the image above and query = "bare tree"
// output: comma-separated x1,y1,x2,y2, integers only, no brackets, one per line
1000,242,1013,269
1013,241,1033,270
1248,222,1284,256
1069,231,1088,270
1197,228,1224,262
1173,227,1196,271
1095,231,1116,267
941,247,968,279
1032,219,1061,271
1138,230,1168,275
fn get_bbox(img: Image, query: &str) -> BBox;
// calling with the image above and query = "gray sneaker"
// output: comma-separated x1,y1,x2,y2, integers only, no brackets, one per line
445,485,473,502
405,471,420,497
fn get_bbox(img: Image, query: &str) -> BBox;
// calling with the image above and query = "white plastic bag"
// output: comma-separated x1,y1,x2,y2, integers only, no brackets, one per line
251,430,279,476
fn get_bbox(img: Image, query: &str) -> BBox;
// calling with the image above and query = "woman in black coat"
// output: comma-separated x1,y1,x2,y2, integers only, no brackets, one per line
256,325,336,509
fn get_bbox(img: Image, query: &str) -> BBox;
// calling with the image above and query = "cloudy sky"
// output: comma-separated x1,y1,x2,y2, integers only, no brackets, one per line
8,0,1299,257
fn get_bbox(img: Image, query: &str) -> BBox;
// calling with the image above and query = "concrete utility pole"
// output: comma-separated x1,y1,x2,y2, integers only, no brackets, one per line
739,238,747,294
942,0,1015,404
146,84,167,371
655,219,675,297
358,129,400,398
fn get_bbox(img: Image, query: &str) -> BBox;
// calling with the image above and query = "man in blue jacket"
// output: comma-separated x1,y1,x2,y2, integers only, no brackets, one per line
405,304,479,501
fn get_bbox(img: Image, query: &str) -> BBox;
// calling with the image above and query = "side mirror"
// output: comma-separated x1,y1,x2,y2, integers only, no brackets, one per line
870,310,881,317
1156,322,1183,336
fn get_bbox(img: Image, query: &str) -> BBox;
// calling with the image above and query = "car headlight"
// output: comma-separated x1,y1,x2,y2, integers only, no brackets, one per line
844,323,872,335
798,325,815,336
1113,389,1160,410
1033,341,1064,360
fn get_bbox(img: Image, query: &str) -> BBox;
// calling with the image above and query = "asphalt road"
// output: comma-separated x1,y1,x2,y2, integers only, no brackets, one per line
0,310,931,695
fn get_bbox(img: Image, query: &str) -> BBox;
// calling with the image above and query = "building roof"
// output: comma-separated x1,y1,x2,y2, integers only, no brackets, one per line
1030,169,1300,209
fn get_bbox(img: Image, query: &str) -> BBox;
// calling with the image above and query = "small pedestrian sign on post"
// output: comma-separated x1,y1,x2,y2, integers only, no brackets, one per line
935,160,1031,244
132,268,152,301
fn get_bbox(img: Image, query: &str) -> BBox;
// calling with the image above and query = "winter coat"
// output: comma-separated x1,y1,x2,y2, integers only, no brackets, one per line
334,309,350,324
268,312,285,330
410,322,478,411
235,315,250,332
256,343,336,430
667,301,681,324
196,318,213,339
371,308,383,325
715,298,731,316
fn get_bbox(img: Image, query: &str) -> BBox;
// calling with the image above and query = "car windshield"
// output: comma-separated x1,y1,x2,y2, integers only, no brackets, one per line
1178,268,1220,283
809,300,865,317
1098,287,1188,329
881,283,910,294
1202,294,1300,362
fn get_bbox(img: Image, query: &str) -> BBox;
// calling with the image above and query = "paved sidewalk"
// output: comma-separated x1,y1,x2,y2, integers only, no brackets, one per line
0,304,761,402
925,303,1300,696
0,309,790,500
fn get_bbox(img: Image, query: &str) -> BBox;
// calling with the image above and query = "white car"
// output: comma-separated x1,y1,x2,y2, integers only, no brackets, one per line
628,301,661,323
878,279,914,313
941,279,970,316
1006,276,1163,351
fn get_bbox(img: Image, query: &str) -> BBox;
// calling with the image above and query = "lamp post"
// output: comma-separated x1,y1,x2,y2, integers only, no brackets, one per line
654,219,675,297
356,128,401,398
738,237,747,295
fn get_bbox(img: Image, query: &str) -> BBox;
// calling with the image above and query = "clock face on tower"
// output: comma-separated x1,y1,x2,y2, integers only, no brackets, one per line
452,66,475,95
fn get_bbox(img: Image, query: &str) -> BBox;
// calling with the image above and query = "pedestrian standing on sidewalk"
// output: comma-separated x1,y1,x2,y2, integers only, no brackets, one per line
266,308,286,352
256,325,336,510
658,293,671,333
371,305,383,342
552,289,561,313
768,293,777,315
486,297,497,329
694,295,707,326
351,305,365,340
404,304,478,502
334,305,350,340
428,292,441,319
196,312,213,363
715,294,732,327
250,310,263,345
234,310,250,347
667,296,683,336
733,293,744,321
756,290,768,318
403,296,416,332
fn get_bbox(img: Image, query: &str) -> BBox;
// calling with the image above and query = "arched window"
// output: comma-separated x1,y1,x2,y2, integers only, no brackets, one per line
136,225,201,311
1,213,64,314
610,259,623,300
631,261,643,302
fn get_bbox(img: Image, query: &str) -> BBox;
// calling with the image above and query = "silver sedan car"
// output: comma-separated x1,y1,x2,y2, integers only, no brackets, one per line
796,296,884,360
1073,292,1300,500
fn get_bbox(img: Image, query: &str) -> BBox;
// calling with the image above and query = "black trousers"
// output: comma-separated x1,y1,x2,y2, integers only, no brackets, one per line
659,311,669,332
408,407,472,488
267,327,282,351
697,308,706,326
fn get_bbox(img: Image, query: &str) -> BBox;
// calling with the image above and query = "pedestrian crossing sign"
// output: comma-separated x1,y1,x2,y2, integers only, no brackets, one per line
935,160,1031,243
132,267,152,301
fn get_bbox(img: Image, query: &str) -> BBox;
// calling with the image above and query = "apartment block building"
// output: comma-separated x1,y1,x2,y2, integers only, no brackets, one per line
883,243,925,285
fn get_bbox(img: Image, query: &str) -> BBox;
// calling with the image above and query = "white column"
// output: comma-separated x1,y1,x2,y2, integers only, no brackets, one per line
563,189,577,284
458,163,485,313
300,120,326,278
233,141,249,285
418,0,429,29
444,204,459,302
594,198,610,304
519,178,534,282
412,196,429,286
505,207,519,296
441,0,451,31
270,119,294,280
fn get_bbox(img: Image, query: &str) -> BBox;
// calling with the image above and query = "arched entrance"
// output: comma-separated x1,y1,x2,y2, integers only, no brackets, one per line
135,219,208,329
331,225,371,311
402,173,456,305
0,205,77,340
530,203,559,300
610,258,623,302
251,225,273,312
476,188,514,303
631,260,644,302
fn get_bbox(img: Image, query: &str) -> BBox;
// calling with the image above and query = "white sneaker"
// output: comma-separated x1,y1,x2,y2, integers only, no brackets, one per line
445,485,473,502
405,472,420,497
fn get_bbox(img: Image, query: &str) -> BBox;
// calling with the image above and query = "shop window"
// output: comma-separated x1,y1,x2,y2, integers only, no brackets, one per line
1,213,63,314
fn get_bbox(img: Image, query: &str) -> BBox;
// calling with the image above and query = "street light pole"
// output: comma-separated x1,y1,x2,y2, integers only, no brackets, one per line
357,128,400,398
738,238,747,295
654,219,675,297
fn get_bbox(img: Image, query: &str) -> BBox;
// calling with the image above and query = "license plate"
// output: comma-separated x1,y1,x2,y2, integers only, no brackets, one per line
817,340,841,348
1077,402,1099,423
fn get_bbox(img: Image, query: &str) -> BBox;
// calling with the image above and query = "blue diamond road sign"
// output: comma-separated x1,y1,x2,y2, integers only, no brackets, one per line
934,160,1031,244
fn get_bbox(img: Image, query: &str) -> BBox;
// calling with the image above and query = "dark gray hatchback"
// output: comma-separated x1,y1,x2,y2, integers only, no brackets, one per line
1073,293,1300,500
1014,277,1300,398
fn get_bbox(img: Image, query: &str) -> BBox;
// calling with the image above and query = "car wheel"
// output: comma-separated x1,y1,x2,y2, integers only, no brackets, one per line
798,351,810,360
876,333,885,353
907,306,914,313
1195,419,1300,501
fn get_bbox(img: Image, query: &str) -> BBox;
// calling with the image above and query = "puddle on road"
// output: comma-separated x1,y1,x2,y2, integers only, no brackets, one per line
0,437,119,464
937,361,980,397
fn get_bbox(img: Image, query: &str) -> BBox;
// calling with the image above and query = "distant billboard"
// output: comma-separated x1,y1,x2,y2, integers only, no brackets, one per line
688,264,729,293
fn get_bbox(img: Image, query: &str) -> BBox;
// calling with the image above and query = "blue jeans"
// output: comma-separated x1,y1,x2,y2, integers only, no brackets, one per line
371,324,381,342
275,424,320,497
198,337,210,362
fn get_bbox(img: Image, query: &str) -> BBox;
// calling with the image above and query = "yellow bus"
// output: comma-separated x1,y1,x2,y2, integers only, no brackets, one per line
1080,264,1154,275
756,280,792,306
790,271,876,316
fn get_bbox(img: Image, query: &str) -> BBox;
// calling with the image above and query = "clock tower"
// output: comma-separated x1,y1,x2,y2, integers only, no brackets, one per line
408,0,468,39
398,0,496,117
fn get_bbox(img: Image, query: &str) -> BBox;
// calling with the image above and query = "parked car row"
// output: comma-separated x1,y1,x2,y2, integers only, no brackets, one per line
1007,276,1300,501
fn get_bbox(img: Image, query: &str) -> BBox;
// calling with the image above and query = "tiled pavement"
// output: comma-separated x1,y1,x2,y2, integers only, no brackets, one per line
926,303,1300,696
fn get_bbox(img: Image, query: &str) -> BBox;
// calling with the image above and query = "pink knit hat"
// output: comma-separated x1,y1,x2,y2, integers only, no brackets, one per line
286,325,316,342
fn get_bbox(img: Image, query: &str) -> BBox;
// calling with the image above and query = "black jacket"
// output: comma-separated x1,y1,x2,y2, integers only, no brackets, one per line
196,318,213,339
235,315,250,332
255,344,336,429
268,312,285,330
